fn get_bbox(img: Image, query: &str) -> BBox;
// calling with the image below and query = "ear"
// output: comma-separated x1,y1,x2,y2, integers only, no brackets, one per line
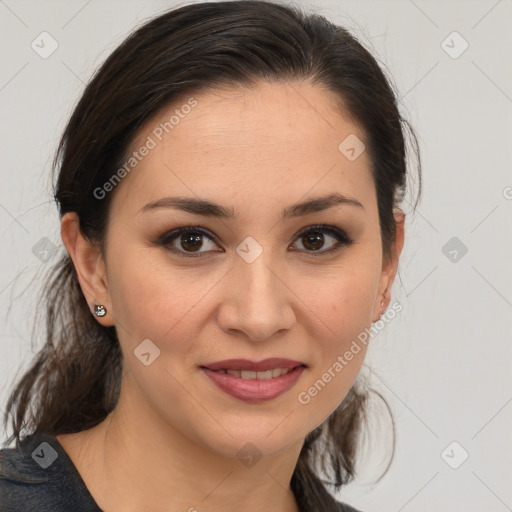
372,208,405,323
60,212,115,326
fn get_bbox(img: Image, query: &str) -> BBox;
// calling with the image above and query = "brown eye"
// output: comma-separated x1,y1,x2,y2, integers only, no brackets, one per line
158,227,221,257
291,225,353,255
301,231,326,251
180,233,204,252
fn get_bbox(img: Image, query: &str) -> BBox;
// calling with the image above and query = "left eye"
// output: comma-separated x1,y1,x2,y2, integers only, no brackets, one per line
290,225,352,254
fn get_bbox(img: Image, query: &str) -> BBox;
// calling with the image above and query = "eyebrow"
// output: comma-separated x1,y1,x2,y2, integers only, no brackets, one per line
138,192,364,219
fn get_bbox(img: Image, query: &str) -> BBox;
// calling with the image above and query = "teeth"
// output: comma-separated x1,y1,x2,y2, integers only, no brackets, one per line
272,368,287,378
219,367,294,379
257,369,273,380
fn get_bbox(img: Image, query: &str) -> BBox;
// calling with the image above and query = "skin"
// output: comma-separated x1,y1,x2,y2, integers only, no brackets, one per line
58,80,404,512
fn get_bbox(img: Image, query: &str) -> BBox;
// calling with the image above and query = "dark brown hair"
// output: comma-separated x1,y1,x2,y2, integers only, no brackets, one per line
3,1,421,510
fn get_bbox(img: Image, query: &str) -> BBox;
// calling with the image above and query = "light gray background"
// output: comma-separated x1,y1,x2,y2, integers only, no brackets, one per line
1,1,511,511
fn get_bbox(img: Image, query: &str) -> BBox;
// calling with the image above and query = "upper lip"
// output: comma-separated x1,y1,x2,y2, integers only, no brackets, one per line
201,358,306,372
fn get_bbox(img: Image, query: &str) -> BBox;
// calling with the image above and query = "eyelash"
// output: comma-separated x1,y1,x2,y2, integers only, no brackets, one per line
155,224,353,259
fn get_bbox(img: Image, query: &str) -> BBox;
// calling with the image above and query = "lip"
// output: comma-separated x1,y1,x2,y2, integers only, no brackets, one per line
201,358,305,372
201,365,306,403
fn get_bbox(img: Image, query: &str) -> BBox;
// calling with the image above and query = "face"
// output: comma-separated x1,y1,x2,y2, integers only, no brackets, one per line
81,81,400,459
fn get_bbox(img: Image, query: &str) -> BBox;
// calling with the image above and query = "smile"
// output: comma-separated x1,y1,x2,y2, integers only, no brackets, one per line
200,360,306,402
211,367,295,379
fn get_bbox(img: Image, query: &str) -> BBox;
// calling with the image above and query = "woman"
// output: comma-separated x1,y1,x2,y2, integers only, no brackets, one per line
0,1,421,511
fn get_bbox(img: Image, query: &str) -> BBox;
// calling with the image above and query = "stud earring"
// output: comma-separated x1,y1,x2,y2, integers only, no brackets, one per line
94,304,107,317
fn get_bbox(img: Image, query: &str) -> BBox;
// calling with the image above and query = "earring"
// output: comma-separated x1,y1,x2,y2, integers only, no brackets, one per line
94,304,107,317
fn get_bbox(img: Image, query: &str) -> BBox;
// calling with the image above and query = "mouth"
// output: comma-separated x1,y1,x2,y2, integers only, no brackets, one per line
199,358,307,402
208,367,299,379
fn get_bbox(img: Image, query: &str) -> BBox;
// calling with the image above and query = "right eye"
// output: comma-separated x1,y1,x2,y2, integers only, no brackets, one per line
157,226,223,258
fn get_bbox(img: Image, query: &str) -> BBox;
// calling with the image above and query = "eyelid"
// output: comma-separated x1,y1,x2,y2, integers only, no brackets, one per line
293,224,352,244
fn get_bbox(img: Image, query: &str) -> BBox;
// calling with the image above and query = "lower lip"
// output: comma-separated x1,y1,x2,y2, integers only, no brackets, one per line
200,366,306,403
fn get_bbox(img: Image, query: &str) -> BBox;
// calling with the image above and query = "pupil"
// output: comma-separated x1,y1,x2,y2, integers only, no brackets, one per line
303,232,324,250
181,233,202,251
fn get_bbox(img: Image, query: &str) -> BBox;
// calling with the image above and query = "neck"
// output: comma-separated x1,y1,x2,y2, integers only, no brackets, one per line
59,372,303,512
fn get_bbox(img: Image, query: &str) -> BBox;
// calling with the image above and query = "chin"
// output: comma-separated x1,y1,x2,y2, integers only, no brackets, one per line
193,420,304,461
220,434,299,462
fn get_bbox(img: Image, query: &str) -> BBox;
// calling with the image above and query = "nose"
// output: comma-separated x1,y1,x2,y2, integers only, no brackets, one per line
216,253,296,342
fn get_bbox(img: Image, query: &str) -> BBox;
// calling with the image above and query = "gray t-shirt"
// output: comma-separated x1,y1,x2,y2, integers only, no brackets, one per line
0,432,361,512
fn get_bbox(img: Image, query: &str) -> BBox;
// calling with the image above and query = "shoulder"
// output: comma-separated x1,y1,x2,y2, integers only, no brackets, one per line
0,431,102,512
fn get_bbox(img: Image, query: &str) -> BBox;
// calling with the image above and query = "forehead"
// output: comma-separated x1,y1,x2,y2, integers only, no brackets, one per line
111,80,375,215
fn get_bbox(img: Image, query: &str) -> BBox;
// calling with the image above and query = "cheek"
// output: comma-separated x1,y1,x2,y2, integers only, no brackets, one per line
305,256,380,343
106,245,224,355
294,262,379,413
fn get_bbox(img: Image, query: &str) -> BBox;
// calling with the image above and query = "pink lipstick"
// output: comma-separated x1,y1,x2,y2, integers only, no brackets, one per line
200,358,306,403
